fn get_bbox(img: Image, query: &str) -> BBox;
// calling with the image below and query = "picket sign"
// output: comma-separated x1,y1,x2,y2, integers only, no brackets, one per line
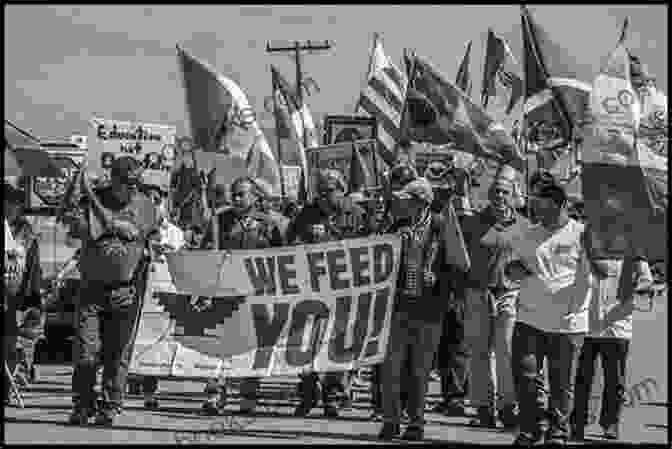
129,235,402,380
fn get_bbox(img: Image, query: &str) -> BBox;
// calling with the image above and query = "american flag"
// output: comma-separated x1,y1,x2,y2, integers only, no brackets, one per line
356,33,408,165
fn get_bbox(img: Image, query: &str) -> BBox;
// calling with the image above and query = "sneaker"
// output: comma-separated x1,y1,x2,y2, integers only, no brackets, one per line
94,407,120,426
401,425,424,441
377,423,401,441
144,397,159,410
323,404,339,418
201,401,220,416
468,406,497,428
602,424,620,440
369,410,383,422
512,432,544,446
441,399,467,417
401,409,410,424
429,370,441,382
293,404,311,417
498,403,519,429
68,406,95,426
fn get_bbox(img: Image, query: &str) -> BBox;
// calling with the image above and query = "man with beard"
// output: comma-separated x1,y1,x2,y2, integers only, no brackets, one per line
199,176,284,415
286,169,372,418
64,157,157,426
4,183,44,397
460,165,531,428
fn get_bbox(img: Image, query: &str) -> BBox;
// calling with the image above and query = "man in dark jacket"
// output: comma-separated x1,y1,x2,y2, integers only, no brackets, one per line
286,169,373,418
199,176,285,415
377,165,456,441
63,157,157,426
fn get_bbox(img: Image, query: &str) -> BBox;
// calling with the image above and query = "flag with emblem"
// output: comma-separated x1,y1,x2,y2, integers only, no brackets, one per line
403,53,525,172
581,41,667,263
455,41,473,97
177,45,280,194
356,33,409,165
481,29,523,114
521,6,592,141
271,65,319,199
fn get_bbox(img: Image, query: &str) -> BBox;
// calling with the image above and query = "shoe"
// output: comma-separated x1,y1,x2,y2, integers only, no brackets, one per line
144,397,159,410
94,407,120,426
201,401,220,416
468,406,497,428
602,424,620,440
68,406,95,426
323,404,339,418
369,410,383,422
441,399,467,417
377,423,401,441
512,432,544,446
544,430,568,446
293,404,310,417
239,407,255,416
498,403,519,429
401,409,410,424
401,425,424,441
429,370,441,382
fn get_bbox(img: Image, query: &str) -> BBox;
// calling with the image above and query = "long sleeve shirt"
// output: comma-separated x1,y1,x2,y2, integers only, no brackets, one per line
461,207,531,293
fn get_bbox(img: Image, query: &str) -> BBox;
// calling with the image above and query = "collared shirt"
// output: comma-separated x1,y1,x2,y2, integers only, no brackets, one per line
511,218,593,333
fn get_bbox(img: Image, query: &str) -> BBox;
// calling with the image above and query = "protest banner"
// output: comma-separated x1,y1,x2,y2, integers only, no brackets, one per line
87,117,177,190
305,139,378,193
129,235,401,380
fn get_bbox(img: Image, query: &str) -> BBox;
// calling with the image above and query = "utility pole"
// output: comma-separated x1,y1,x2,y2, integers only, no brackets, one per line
266,40,332,148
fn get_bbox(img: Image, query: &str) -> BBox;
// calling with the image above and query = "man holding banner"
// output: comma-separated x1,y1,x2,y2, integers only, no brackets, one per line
287,169,373,418
64,157,156,426
199,176,284,415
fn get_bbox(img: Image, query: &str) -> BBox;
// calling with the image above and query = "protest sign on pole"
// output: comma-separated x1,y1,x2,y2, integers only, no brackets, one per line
87,117,177,190
129,235,401,380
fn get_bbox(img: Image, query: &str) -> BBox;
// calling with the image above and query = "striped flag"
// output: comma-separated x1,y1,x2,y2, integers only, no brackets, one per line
403,53,525,173
481,29,523,114
455,41,473,97
356,34,408,165
581,42,667,263
521,6,592,141
271,65,317,197
176,45,280,194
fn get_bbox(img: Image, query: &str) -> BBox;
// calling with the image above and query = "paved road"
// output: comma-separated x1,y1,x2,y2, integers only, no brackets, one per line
4,363,667,445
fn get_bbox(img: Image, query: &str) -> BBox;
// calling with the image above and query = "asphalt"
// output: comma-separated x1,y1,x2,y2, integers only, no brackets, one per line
4,359,668,445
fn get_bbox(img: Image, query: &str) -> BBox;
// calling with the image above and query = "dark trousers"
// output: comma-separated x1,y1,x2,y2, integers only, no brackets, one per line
572,337,630,430
437,302,470,402
381,309,443,428
143,376,158,395
72,283,142,411
297,371,351,409
3,304,19,399
512,322,584,440
371,364,409,413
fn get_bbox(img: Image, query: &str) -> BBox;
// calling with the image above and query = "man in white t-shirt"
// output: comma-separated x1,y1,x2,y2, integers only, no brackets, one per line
506,172,592,446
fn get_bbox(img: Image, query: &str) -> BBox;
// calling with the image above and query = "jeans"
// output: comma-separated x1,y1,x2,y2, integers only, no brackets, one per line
571,337,630,430
297,371,351,409
72,283,143,411
381,309,443,428
512,322,584,440
464,288,517,409
437,301,470,403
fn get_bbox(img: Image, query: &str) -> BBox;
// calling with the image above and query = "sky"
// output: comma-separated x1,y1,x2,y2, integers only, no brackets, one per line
5,4,668,141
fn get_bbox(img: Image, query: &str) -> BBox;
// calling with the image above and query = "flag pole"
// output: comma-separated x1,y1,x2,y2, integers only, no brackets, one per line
271,68,287,200
399,48,417,163
354,32,379,114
